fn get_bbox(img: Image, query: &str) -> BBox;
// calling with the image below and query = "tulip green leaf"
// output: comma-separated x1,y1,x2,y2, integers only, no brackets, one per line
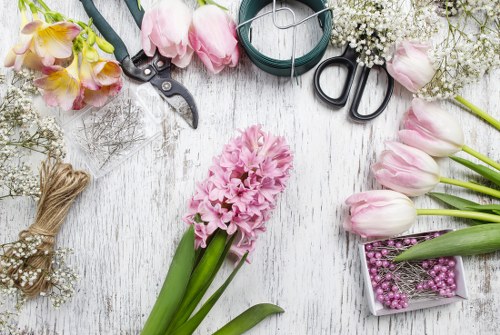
170,253,249,335
465,204,500,216
450,156,500,187
395,224,500,261
141,227,195,335
429,192,479,210
428,192,486,225
212,304,285,335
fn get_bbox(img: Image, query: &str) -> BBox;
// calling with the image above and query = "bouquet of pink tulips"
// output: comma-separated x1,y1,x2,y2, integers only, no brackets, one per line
141,126,293,335
344,98,500,260
6,0,122,110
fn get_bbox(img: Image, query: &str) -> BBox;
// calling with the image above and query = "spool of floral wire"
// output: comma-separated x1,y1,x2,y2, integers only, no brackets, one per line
237,0,332,77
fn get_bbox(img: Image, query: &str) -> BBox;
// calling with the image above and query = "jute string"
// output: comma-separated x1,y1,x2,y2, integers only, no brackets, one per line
3,160,90,297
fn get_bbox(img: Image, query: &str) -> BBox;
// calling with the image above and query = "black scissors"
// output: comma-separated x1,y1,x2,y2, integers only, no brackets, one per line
313,46,394,122
79,0,198,129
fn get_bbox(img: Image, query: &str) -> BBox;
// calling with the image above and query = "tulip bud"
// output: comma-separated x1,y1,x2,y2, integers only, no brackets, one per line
399,98,464,157
96,36,114,54
386,41,435,93
189,4,239,74
140,0,193,68
372,142,440,197
344,190,417,238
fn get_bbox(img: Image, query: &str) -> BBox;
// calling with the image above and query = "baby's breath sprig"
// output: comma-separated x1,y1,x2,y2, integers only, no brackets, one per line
0,235,78,332
417,0,500,99
329,0,438,68
0,70,65,200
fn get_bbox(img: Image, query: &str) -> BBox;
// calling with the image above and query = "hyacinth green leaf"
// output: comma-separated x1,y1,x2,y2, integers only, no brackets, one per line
450,156,500,187
170,253,249,335
166,230,228,332
212,304,285,335
395,224,500,261
140,227,195,335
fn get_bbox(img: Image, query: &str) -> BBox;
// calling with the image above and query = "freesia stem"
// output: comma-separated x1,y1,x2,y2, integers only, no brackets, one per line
462,145,500,171
416,209,500,222
440,177,500,199
455,96,500,131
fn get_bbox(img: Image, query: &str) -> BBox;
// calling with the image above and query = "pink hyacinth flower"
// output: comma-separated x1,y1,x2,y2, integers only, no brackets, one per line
189,5,239,74
344,190,417,238
183,125,293,258
372,142,440,197
141,0,194,68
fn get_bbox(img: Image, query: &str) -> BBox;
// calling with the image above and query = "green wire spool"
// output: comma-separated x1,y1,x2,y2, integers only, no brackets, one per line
238,0,332,77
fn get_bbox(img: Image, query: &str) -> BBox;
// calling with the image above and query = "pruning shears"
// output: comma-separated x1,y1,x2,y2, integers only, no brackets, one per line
79,0,199,129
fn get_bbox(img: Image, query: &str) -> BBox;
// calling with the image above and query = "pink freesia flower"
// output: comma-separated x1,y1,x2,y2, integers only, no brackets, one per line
344,190,417,238
19,19,80,66
386,41,435,93
80,58,123,107
189,5,239,74
399,98,464,157
183,125,293,258
34,56,83,111
372,142,440,197
141,0,194,68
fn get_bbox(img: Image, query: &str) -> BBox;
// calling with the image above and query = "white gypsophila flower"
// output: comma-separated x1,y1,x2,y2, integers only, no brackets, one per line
0,235,78,334
0,70,66,199
417,0,500,99
329,0,438,67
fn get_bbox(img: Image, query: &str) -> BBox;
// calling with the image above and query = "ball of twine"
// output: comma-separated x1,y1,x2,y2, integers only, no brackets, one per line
2,160,90,297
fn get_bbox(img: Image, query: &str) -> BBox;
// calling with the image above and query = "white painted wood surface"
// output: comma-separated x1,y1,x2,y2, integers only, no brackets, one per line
1,1,499,334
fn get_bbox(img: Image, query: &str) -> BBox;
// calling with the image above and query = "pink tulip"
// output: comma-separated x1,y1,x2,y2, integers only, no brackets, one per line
399,98,464,157
372,142,440,197
141,0,193,68
386,41,435,93
34,56,83,111
189,5,239,74
80,58,123,107
344,190,417,238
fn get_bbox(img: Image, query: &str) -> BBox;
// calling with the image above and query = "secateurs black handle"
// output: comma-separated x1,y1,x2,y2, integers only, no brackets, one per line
123,0,145,27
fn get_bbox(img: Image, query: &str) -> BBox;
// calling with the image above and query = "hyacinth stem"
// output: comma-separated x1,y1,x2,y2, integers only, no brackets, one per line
462,145,500,171
455,96,500,131
416,209,500,223
440,177,500,199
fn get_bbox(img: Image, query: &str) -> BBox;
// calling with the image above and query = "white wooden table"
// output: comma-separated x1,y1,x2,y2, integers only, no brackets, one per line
1,1,499,334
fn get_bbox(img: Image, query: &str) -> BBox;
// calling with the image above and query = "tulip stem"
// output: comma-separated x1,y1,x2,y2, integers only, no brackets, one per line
416,209,500,223
439,177,500,199
462,145,500,171
454,96,500,131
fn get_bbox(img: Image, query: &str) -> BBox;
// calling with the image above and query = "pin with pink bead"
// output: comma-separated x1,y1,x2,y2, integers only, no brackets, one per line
359,230,469,316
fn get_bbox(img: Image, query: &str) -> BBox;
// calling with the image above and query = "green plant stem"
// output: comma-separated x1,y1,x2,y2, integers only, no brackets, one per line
455,95,500,131
462,145,500,171
416,209,500,222
36,0,51,11
440,177,500,199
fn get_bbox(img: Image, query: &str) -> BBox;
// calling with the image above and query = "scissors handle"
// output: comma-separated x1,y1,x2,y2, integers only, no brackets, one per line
348,65,394,122
313,56,356,108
